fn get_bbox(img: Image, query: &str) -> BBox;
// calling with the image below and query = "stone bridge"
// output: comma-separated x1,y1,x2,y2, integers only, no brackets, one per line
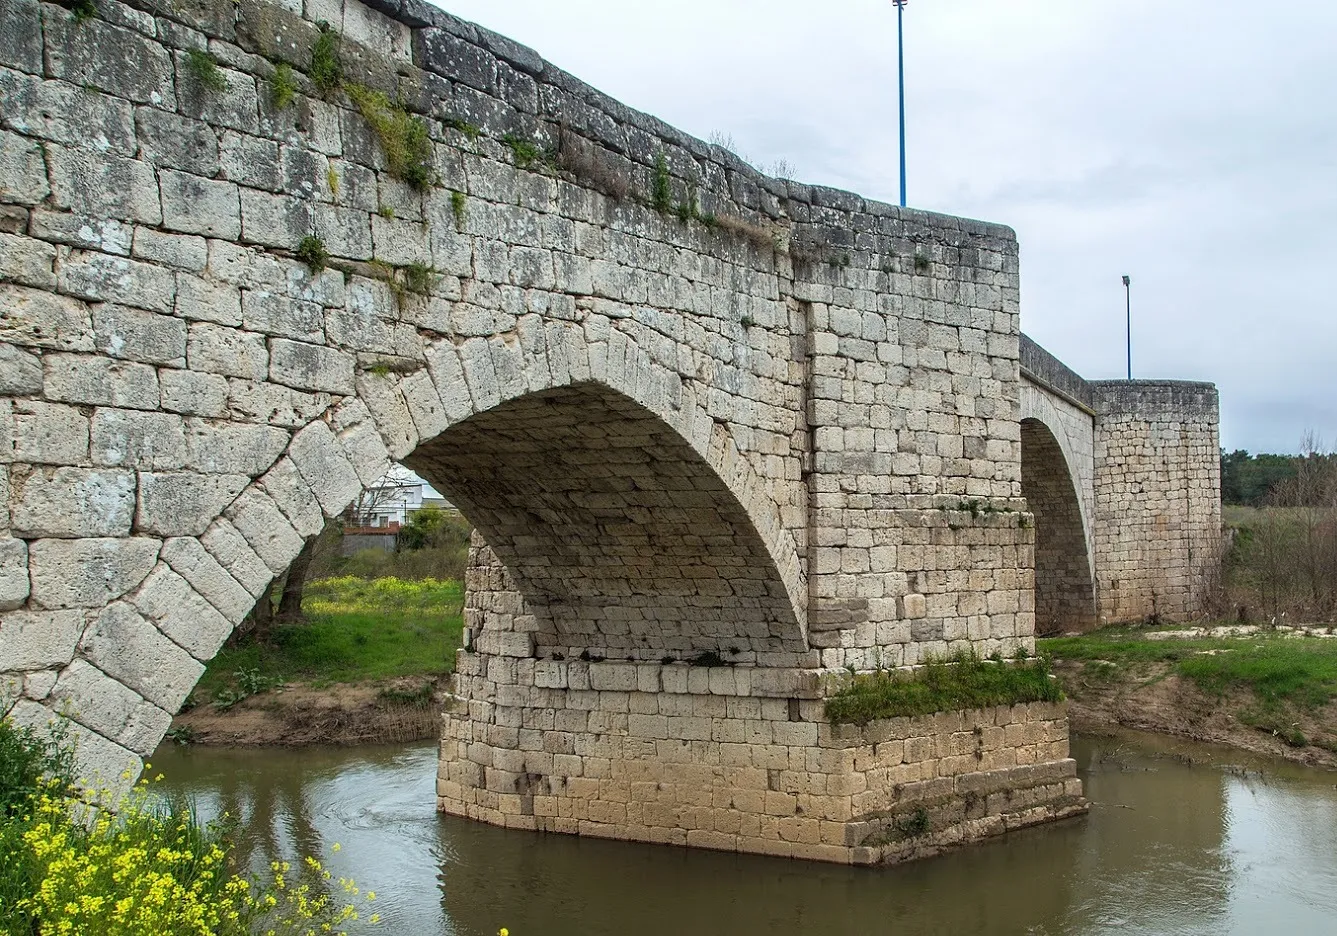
0,0,1217,863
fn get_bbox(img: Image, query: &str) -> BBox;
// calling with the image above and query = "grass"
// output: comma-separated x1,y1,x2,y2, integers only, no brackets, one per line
450,190,467,227
1045,628,1337,711
294,235,328,272
185,49,227,94
345,85,436,190
69,0,97,22
310,24,341,96
824,651,1063,726
269,61,296,110
196,576,463,701
651,152,672,213
501,133,551,170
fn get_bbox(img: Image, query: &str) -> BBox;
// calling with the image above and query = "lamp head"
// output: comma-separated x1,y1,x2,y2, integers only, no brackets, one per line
1122,275,1131,287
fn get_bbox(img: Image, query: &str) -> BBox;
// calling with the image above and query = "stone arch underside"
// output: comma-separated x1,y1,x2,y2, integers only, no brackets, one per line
1020,418,1098,635
404,381,807,659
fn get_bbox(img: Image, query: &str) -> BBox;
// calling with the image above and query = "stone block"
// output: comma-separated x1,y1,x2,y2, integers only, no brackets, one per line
0,284,94,352
160,370,228,417
130,564,234,661
27,210,130,256
160,169,242,239
78,601,204,714
6,700,141,797
186,419,289,476
136,108,220,176
11,467,136,537
240,289,325,343
238,188,313,249
133,229,209,273
0,608,83,670
28,536,159,609
176,274,243,325
0,129,47,205
136,471,249,537
226,379,332,428
259,457,323,538
160,536,255,624
0,344,43,396
187,322,269,380
91,303,186,364
287,420,363,516
224,487,305,574
334,415,392,487
45,144,161,224
43,355,159,409
268,338,355,394
43,9,174,104
11,401,89,464
0,232,56,288
49,659,172,756
0,536,29,610
199,518,272,598
90,409,188,470
415,28,497,93
0,0,41,75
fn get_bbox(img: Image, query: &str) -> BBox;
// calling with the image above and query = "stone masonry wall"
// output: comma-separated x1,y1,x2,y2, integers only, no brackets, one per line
1091,381,1221,623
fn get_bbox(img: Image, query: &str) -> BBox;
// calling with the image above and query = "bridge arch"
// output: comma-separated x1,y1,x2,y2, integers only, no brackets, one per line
1019,385,1098,634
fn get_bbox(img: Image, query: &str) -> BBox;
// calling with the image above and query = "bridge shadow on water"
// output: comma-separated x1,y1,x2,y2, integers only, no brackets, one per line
150,732,1337,936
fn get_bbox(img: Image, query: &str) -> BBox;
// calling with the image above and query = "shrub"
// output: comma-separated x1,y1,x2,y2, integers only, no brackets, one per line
0,718,380,935
345,85,436,190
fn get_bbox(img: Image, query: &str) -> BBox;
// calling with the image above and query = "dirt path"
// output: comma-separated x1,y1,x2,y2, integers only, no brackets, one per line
170,676,446,746
1054,659,1337,770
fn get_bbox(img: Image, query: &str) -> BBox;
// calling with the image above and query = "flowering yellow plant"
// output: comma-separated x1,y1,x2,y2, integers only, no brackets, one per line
1,722,380,936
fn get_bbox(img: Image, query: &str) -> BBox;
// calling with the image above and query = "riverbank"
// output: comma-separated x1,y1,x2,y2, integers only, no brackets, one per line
169,575,462,746
1042,626,1337,769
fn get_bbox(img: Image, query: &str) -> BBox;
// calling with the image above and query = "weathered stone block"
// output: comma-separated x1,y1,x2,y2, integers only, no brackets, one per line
268,338,355,394
0,232,56,288
90,409,188,470
78,601,204,714
11,401,90,464
62,255,178,317
49,659,172,756
28,537,159,609
136,108,221,176
259,457,323,537
3,76,136,155
43,9,174,105
176,274,243,325
240,289,324,342
0,284,94,352
28,210,131,256
160,170,242,239
90,304,186,365
160,536,255,624
0,0,41,75
134,229,209,273
160,370,228,416
43,355,159,409
45,144,161,224
187,322,269,380
186,419,289,477
136,471,249,537
415,28,497,93
287,420,363,516
239,188,313,249
0,536,29,610
0,608,83,670
0,343,43,396
131,564,234,661
224,487,305,573
7,700,141,795
0,130,47,205
11,467,136,538
199,518,272,598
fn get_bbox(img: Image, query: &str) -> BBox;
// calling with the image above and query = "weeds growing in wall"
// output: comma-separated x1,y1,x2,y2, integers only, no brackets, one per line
345,85,437,191
824,650,1062,725
68,0,97,23
185,48,227,94
295,235,328,273
310,23,342,96
270,61,297,110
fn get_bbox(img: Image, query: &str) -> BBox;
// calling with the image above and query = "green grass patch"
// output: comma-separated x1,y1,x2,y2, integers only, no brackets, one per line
185,48,227,94
825,652,1063,726
197,576,463,701
1044,629,1337,710
345,84,436,190
269,61,297,110
310,23,341,96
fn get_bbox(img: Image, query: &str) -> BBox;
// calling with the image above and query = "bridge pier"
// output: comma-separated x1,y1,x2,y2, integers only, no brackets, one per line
439,543,1086,865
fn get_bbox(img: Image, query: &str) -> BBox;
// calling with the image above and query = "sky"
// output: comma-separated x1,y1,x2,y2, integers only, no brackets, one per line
435,1,1336,454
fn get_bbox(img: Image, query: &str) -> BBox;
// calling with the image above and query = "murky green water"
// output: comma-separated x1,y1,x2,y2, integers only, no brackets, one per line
151,732,1337,935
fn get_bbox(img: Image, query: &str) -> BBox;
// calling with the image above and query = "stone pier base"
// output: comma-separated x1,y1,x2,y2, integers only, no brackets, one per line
437,653,1087,865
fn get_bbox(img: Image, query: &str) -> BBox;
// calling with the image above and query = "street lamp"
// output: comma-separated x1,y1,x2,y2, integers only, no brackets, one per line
1122,274,1131,380
894,0,908,208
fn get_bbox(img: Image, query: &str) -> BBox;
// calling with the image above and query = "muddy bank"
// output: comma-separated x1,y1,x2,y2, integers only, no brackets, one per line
170,677,446,746
1054,659,1337,770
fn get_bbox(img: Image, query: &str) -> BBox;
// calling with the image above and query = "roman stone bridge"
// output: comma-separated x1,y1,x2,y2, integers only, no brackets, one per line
0,0,1218,862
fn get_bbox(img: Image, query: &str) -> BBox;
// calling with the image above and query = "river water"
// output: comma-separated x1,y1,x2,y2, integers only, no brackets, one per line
151,731,1337,935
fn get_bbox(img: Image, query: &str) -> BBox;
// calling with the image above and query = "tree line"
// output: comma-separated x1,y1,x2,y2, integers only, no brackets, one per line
1221,448,1337,506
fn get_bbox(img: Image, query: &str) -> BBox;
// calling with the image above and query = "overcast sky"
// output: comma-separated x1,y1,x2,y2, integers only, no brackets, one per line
436,1,1336,454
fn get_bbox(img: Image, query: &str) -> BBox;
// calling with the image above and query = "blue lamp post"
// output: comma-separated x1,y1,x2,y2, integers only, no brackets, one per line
894,0,908,207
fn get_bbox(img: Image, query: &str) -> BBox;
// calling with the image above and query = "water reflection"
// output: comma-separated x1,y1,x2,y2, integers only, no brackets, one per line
152,732,1337,936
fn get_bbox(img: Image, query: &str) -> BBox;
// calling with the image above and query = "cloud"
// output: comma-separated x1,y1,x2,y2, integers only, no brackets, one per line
435,0,1337,452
